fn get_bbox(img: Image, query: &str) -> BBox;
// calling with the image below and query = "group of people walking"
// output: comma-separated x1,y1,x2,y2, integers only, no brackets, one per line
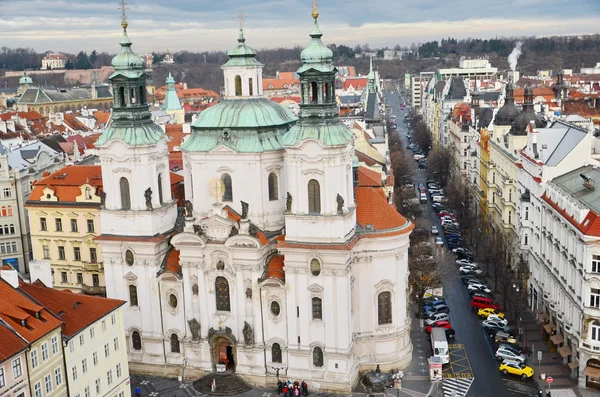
277,379,308,396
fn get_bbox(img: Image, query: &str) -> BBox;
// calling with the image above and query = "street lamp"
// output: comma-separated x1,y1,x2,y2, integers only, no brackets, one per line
392,370,404,397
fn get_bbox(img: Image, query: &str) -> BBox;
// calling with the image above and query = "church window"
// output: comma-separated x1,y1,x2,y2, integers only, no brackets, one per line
235,75,242,96
312,347,323,367
271,343,282,363
215,277,231,312
248,78,253,96
129,285,138,306
119,87,125,107
310,258,321,276
168,294,178,309
131,331,141,351
378,291,392,325
119,177,131,210
307,179,321,214
125,250,134,266
192,284,199,295
170,334,180,353
268,173,278,201
270,301,280,317
310,82,318,104
157,173,163,205
216,260,225,270
312,297,322,320
222,174,233,202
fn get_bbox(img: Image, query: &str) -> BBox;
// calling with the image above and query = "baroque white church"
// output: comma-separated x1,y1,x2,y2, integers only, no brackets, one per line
97,9,413,392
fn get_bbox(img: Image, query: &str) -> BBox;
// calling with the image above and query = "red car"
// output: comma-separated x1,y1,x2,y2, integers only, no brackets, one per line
425,320,452,333
471,296,499,311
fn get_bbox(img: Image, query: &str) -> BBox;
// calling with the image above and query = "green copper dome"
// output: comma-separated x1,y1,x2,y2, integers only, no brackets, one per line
298,18,333,73
190,97,296,129
19,72,33,85
111,23,144,73
224,29,263,68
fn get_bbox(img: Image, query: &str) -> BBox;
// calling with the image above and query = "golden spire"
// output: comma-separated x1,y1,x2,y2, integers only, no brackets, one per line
119,0,129,29
237,10,245,30
311,0,319,20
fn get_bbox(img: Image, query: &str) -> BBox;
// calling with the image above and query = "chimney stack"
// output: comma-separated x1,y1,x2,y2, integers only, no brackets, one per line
29,260,53,288
0,268,19,289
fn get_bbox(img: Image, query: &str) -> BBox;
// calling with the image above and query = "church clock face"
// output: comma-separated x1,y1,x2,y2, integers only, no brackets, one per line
125,250,135,266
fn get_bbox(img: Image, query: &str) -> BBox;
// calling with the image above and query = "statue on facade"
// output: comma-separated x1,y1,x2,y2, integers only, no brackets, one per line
193,224,204,236
184,200,194,217
336,193,344,215
243,321,254,346
100,191,106,208
144,187,153,210
245,287,252,299
188,318,201,341
241,201,249,219
286,192,292,213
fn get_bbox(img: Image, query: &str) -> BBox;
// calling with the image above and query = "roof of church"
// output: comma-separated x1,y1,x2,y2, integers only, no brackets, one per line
355,186,413,237
265,255,285,281
20,280,125,338
224,29,263,68
280,120,353,147
298,12,334,74
161,73,183,111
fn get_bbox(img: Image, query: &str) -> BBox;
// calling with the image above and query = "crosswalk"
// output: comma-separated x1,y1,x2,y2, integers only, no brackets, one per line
441,377,474,397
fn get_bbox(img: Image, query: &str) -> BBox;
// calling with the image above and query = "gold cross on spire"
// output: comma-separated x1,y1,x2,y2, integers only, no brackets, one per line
119,0,129,29
311,0,319,20
237,10,245,30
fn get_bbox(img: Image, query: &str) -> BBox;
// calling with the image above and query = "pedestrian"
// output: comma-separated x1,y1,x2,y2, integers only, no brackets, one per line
135,386,141,397
277,380,283,395
301,380,308,396
294,387,300,397
283,385,288,397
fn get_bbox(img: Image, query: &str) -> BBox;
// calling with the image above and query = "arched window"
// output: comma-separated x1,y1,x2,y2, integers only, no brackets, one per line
268,173,278,201
215,276,231,311
39,108,44,116
3,225,8,234
248,78,253,96
312,297,322,320
307,179,321,214
324,83,330,102
9,224,14,234
310,82,318,104
222,174,233,202
139,85,146,104
157,173,163,204
129,285,138,306
85,187,92,200
170,334,180,353
7,206,12,216
119,87,125,107
131,331,142,350
312,347,323,367
235,75,242,96
378,291,392,325
271,343,282,363
1,206,6,217
120,177,131,210
130,88,136,104
310,259,321,276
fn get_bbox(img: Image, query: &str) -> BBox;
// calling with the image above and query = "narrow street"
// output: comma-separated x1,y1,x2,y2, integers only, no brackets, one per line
384,83,530,396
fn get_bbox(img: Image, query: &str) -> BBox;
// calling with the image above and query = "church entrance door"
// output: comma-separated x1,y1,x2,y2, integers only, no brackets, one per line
214,337,236,372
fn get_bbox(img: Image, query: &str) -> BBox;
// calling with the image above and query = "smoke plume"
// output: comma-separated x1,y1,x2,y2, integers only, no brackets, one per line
508,41,523,71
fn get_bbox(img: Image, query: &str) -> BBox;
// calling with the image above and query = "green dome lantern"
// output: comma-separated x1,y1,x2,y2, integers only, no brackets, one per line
111,20,144,71
299,9,333,68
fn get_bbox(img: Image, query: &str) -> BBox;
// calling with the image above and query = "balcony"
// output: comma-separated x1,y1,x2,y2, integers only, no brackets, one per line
81,284,106,297
83,261,103,272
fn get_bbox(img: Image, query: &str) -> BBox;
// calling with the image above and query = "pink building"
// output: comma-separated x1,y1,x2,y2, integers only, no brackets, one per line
0,322,30,397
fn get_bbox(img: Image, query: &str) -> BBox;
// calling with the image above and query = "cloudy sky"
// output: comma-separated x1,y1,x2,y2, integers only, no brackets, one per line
1,0,600,54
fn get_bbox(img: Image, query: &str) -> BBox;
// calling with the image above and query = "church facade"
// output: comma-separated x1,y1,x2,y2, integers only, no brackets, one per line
97,10,413,392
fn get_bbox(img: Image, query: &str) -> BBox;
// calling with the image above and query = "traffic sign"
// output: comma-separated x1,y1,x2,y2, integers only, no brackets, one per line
547,376,553,384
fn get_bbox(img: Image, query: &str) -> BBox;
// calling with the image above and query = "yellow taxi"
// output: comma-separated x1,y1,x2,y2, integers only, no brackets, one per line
499,360,534,379
478,308,505,319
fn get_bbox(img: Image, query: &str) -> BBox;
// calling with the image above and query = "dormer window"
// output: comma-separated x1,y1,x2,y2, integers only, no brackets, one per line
85,187,92,200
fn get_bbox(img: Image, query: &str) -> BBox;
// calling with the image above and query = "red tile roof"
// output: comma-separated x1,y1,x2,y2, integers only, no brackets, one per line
28,165,103,203
63,113,91,132
342,78,368,91
164,248,181,275
355,186,411,236
263,78,300,91
265,255,285,281
270,96,301,104
166,124,184,162
358,166,383,187
513,87,555,103
93,110,111,127
20,281,125,338
224,206,241,222
0,323,28,364
66,135,86,154
542,193,600,237
0,279,63,343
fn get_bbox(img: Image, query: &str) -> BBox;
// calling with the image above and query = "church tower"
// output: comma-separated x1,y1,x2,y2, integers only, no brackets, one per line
281,4,355,244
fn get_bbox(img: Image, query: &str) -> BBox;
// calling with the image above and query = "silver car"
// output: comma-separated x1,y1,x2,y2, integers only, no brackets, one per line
495,346,527,363
425,312,450,326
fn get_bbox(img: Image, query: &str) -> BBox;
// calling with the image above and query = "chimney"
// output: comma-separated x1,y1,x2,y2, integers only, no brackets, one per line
0,268,19,289
29,260,53,288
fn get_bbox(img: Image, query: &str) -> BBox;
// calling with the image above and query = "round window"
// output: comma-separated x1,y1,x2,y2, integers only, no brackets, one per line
270,301,280,316
310,258,321,276
169,294,178,309
125,250,134,266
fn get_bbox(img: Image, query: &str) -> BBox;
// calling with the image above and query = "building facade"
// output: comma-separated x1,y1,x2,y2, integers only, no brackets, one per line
0,321,30,397
41,54,68,70
97,12,413,392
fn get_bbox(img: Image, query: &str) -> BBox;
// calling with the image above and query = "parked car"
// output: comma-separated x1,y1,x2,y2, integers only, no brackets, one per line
483,320,512,335
478,308,505,318
435,236,444,246
453,247,472,255
461,267,483,275
471,296,499,311
498,343,523,354
462,275,483,284
424,305,450,318
498,360,534,379
427,328,456,340
425,320,452,333
431,226,439,235
495,346,527,363
422,300,448,312
456,259,474,266
494,331,518,345
488,314,507,324
425,312,450,326
484,319,510,331
467,283,492,294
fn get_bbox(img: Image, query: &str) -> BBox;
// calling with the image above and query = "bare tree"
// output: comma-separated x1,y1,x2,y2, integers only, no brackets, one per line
425,147,453,187
412,119,432,156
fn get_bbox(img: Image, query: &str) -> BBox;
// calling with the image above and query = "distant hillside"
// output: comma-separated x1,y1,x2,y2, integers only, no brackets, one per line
1,34,599,92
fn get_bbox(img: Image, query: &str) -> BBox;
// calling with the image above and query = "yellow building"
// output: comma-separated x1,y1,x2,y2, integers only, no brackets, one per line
478,128,491,216
26,165,105,295
16,86,113,116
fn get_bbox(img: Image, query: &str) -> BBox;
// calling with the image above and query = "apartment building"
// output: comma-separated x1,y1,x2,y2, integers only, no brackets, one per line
0,321,30,397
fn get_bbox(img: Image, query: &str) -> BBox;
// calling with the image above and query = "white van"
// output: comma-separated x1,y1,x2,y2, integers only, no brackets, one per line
432,195,445,203
420,193,427,203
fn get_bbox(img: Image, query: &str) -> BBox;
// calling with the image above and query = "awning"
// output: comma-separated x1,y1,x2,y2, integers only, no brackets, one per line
543,322,555,333
539,312,548,322
584,366,600,378
558,345,572,357
551,334,565,345
568,361,579,369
